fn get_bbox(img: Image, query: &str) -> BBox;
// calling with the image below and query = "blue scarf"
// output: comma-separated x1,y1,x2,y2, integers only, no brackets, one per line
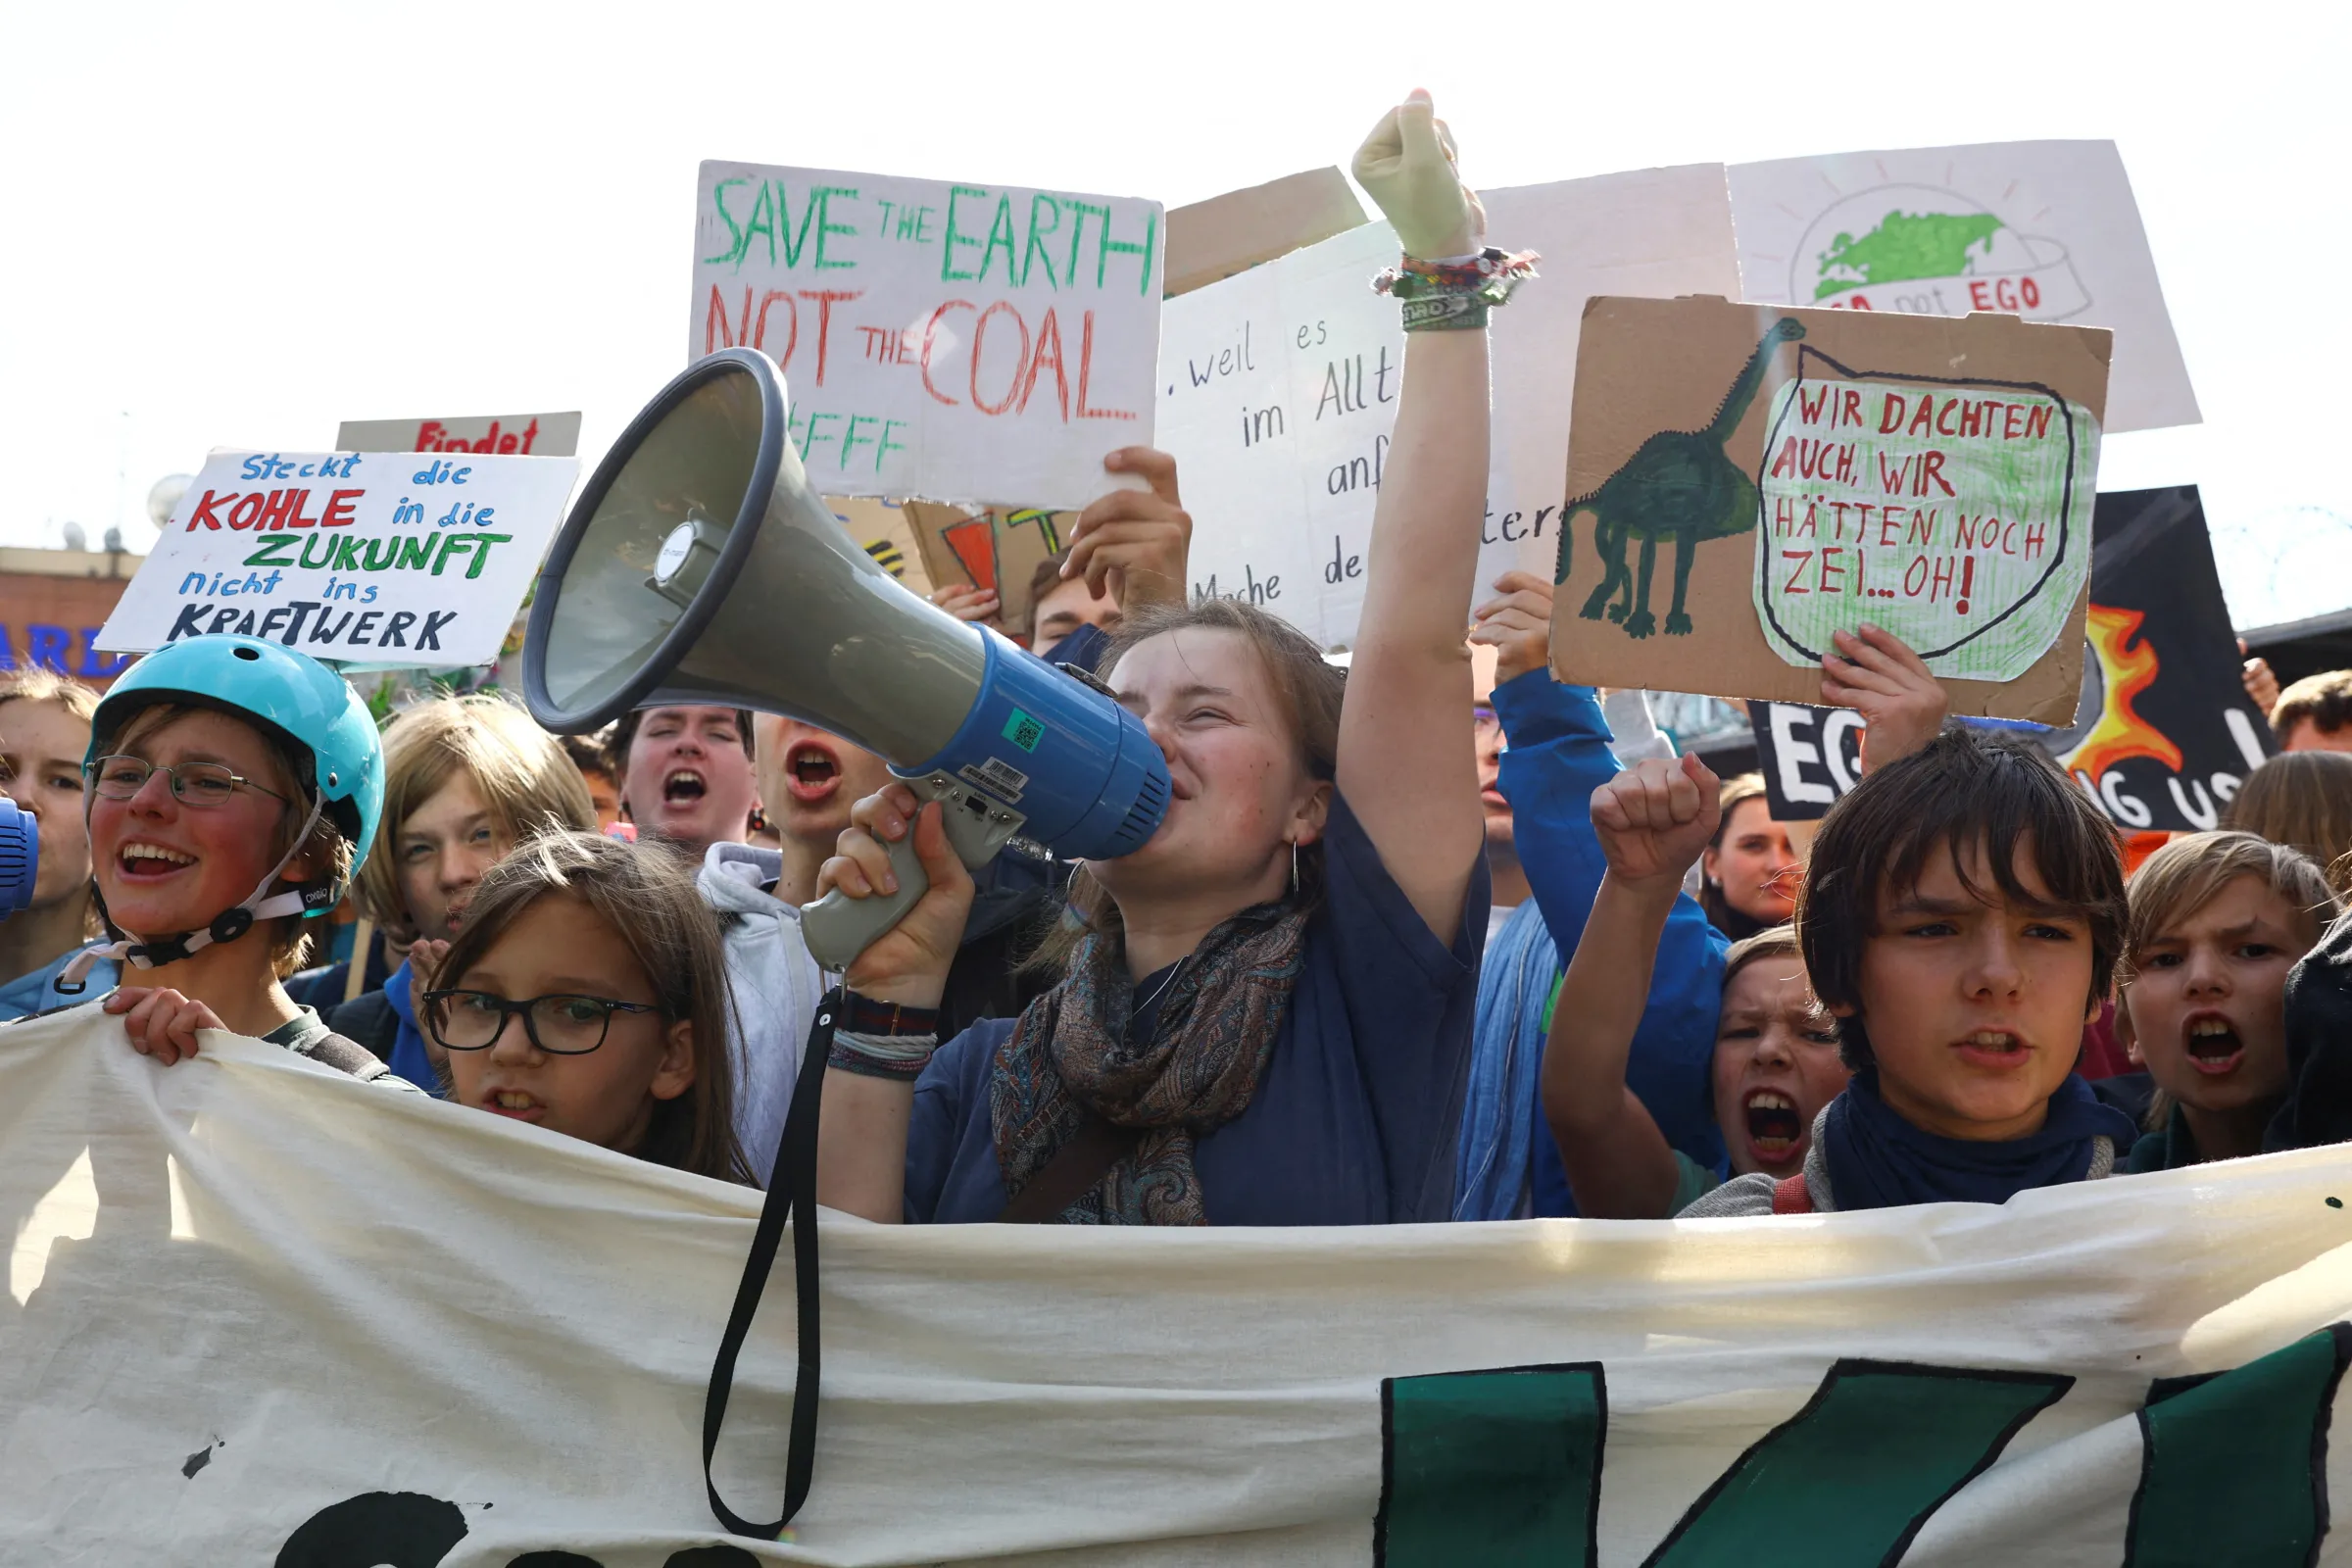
1452,900,1559,1221
1822,1068,2138,1210
383,958,448,1100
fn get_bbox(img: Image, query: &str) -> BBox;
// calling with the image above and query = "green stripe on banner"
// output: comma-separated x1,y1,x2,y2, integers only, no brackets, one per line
1643,1359,2071,1568
1376,1363,1605,1567
2125,1323,2352,1568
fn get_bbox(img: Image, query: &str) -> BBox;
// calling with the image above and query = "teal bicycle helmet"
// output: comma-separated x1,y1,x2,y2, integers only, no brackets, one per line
75,635,384,972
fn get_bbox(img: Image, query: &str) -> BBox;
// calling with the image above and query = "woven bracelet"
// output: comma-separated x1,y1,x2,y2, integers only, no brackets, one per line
828,1028,938,1082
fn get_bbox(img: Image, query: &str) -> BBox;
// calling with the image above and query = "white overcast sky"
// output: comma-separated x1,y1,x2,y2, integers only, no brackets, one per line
4,1,2345,629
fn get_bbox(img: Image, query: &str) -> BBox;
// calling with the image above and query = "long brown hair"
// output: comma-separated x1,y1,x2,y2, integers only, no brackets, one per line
1030,599,1346,973
2223,751,2352,896
357,693,598,943
431,830,754,1185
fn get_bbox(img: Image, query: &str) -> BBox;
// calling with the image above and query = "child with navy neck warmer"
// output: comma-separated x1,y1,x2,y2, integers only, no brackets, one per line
1680,725,2138,1215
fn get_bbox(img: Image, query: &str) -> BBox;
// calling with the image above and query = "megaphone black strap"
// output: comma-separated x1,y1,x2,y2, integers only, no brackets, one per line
703,986,836,1538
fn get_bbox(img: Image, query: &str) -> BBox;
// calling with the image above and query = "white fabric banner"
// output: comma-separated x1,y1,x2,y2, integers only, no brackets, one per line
8,1005,2352,1566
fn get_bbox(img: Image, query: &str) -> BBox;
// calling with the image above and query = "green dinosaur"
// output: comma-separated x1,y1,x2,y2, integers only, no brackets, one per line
1556,317,1805,639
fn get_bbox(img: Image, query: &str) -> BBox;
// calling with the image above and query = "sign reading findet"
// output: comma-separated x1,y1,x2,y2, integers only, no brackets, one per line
97,449,578,667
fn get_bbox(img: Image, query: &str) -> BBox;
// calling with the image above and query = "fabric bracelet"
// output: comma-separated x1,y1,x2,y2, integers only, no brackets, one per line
840,991,941,1037
1402,295,1490,332
827,1029,939,1082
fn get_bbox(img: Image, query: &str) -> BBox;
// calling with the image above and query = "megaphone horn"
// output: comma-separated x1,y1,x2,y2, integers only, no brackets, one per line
523,348,1169,967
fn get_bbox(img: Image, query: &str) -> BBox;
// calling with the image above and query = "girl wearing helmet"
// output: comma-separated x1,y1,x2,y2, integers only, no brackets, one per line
69,635,412,1088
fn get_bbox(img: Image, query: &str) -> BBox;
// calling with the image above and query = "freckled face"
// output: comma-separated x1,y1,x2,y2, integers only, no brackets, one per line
1091,628,1323,905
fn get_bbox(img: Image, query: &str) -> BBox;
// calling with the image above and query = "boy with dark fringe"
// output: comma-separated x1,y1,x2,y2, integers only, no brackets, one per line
1682,726,2140,1215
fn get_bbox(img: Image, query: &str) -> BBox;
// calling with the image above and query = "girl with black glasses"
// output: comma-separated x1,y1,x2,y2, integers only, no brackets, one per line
421,829,754,1185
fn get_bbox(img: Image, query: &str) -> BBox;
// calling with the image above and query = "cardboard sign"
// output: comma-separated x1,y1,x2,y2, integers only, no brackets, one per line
1749,700,1868,820
1550,296,2109,722
98,449,578,667
2042,485,2277,832
906,500,1070,634
1729,141,2198,434
830,495,933,598
333,412,580,458
1158,166,1741,651
692,163,1162,509
1163,168,1367,298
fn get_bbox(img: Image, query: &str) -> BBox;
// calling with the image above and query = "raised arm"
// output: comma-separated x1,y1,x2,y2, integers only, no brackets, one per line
1334,90,1492,939
1541,755,1724,1218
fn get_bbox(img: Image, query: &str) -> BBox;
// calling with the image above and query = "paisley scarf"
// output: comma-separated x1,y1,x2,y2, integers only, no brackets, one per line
989,901,1308,1225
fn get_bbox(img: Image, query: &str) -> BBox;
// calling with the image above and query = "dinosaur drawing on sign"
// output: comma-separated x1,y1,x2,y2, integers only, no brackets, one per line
1556,317,1806,638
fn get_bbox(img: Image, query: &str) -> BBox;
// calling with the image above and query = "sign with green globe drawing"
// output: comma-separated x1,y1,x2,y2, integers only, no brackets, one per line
1798,185,2091,318
1729,141,2200,434
1751,352,2101,682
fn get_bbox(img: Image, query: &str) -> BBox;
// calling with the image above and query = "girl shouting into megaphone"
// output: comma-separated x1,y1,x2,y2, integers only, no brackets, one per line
813,91,1521,1226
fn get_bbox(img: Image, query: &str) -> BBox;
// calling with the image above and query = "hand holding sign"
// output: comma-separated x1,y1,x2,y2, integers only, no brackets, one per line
1469,571,1556,686
1821,623,1949,774
1592,754,1722,888
1063,448,1192,611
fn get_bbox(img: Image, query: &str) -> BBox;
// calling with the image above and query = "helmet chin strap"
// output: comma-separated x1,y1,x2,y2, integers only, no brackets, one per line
61,793,329,988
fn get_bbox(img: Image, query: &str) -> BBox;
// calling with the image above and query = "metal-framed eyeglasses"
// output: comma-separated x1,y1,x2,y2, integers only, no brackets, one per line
85,755,293,808
422,990,666,1055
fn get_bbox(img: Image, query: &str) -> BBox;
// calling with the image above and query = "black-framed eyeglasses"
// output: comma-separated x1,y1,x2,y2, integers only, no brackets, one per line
422,990,664,1055
85,755,292,808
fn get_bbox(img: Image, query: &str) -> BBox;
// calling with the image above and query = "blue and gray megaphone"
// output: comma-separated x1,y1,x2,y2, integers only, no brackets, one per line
521,348,1169,968
0,798,35,919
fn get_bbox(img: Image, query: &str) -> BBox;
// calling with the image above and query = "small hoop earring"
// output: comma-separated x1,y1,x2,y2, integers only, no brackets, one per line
1290,840,1300,897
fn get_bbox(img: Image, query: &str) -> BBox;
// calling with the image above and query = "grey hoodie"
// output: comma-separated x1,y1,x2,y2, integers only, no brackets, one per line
697,842,826,1179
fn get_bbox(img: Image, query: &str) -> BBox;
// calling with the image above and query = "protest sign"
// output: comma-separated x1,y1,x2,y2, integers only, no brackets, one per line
828,495,933,598
1729,140,2198,434
9,1009,2352,1565
1746,488,2271,830
1163,167,1367,298
1158,166,1740,651
335,411,581,458
2041,485,2277,832
1750,699,1868,820
96,449,579,668
906,500,1070,633
1550,296,2109,722
692,163,1162,510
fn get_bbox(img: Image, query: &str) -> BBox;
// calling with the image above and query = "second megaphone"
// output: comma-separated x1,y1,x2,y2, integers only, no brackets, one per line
521,348,1170,967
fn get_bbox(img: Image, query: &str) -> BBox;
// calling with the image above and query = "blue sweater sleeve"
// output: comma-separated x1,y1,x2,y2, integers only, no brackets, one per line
1490,670,1730,1173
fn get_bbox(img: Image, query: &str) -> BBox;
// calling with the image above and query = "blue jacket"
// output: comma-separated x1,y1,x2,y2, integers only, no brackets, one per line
0,947,120,1020
1487,671,1730,1208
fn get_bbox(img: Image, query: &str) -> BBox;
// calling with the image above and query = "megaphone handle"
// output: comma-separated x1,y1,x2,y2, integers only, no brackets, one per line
800,773,1025,973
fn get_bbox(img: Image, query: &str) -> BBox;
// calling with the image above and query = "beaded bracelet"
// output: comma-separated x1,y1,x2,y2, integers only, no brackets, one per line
1372,247,1541,331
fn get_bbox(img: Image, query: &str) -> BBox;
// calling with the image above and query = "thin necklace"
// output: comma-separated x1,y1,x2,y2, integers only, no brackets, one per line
1131,956,1187,1017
